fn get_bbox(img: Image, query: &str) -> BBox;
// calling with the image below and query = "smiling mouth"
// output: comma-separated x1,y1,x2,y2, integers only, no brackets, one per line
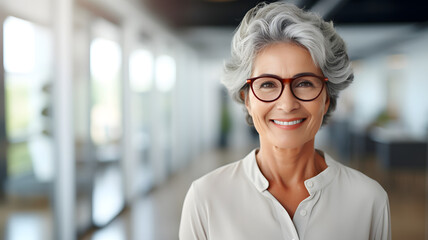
272,119,306,126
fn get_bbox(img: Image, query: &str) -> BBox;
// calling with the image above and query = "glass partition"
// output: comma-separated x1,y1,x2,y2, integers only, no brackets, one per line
89,27,125,227
2,16,54,240
155,54,176,175
129,48,155,191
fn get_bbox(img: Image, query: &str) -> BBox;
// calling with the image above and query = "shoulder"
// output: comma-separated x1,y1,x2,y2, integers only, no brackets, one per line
181,161,244,217
327,155,388,205
188,150,260,206
192,160,245,194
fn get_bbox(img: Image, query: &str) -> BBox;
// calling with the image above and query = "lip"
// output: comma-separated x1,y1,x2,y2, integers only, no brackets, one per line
271,118,306,130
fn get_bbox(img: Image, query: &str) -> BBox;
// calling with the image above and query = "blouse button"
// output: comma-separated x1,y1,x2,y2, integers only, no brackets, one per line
306,181,314,188
300,209,307,217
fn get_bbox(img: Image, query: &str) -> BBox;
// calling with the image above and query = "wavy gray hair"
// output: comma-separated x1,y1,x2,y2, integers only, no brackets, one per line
221,2,354,125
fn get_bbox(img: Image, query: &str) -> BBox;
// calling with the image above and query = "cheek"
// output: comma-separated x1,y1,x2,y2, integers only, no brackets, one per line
304,95,328,125
310,102,327,127
309,91,329,119
247,95,272,126
316,101,326,116
246,92,259,116
318,100,327,115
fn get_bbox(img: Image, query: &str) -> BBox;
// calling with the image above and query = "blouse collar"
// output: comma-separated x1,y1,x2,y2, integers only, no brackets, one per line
243,149,338,193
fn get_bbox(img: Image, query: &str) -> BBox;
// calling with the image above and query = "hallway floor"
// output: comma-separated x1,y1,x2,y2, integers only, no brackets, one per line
80,148,251,240
80,148,427,240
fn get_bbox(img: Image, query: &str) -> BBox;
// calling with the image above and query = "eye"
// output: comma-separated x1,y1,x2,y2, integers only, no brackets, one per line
293,76,320,88
260,81,277,88
296,80,314,88
256,77,281,89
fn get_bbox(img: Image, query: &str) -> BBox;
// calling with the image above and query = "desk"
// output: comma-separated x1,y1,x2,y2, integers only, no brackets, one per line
370,128,427,168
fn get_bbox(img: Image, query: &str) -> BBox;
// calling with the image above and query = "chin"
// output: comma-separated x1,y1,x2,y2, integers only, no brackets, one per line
274,142,306,150
268,136,311,150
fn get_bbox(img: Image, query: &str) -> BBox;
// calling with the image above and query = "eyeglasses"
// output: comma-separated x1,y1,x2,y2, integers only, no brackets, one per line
246,73,328,102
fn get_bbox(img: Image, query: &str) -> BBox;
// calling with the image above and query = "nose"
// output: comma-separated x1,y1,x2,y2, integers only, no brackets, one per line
275,84,300,112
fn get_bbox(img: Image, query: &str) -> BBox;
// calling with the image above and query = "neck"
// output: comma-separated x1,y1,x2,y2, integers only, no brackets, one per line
256,139,326,188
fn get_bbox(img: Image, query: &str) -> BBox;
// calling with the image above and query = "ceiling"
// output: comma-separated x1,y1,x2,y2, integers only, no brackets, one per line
142,0,428,60
143,0,428,29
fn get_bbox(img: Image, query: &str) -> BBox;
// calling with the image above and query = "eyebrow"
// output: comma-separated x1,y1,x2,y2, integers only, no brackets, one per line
252,72,319,79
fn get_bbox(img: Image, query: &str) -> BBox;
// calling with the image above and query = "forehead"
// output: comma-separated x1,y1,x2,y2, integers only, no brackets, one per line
252,42,322,77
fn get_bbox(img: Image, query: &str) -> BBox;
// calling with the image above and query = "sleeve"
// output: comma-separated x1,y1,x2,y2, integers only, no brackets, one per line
179,183,208,240
372,196,392,240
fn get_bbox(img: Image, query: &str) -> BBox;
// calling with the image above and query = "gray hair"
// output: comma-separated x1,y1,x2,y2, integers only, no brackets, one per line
221,2,354,125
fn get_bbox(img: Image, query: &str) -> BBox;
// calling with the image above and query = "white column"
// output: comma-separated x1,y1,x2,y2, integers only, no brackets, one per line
121,19,135,202
53,0,75,240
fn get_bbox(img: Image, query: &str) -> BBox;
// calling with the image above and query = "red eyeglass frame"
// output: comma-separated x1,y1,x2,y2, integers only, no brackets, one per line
246,72,328,102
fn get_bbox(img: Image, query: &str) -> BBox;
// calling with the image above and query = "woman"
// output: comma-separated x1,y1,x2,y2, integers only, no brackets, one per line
180,2,391,240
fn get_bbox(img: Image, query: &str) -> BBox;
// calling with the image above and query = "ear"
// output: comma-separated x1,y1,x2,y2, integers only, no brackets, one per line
323,94,330,115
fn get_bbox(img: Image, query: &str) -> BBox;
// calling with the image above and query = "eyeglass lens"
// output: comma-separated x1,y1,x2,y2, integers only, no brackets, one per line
252,76,324,101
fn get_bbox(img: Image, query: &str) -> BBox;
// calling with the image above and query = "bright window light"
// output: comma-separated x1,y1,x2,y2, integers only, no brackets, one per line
130,49,153,92
3,16,36,73
155,55,176,92
90,38,121,81
93,166,124,227
6,213,43,240
90,38,122,145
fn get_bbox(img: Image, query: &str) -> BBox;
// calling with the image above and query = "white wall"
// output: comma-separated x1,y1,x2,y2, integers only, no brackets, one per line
341,29,428,139
350,57,388,129
395,30,428,138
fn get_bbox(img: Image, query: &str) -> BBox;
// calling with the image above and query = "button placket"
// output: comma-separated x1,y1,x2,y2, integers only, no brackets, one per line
305,180,314,189
293,189,320,240
263,190,300,240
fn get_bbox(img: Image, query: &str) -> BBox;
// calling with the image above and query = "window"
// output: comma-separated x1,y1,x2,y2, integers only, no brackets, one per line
155,55,176,92
130,49,154,93
3,16,53,180
90,38,122,150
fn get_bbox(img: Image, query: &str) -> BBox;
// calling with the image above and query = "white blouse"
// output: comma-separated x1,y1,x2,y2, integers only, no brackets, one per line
179,149,391,240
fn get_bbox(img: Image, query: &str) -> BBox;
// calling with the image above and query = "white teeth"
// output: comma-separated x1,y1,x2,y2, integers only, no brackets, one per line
273,119,304,126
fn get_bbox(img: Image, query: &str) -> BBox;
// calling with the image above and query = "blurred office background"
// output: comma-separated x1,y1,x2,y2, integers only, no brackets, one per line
0,0,427,239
